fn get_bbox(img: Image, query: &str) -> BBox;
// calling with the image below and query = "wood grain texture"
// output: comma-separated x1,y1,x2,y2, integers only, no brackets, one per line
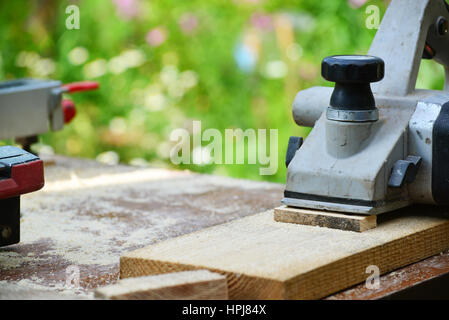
274,206,377,232
121,207,449,299
326,249,449,299
0,155,283,297
95,270,227,300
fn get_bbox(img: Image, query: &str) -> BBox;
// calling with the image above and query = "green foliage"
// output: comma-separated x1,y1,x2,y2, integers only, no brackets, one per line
0,0,443,182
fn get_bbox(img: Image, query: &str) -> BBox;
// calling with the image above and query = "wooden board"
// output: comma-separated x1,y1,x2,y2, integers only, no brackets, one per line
95,270,227,300
2,154,449,299
327,249,449,300
121,207,449,299
0,155,283,298
274,205,377,232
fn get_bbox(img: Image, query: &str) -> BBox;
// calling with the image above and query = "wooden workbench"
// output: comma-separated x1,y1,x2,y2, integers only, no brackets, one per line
0,156,448,299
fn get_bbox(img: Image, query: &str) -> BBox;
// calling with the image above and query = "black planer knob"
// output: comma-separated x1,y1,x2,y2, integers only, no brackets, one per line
322,55,384,122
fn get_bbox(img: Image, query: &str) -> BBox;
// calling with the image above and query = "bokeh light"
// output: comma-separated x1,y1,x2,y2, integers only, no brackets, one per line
4,0,438,184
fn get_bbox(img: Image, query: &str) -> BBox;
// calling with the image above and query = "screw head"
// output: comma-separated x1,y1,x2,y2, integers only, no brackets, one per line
1,226,12,240
436,16,448,36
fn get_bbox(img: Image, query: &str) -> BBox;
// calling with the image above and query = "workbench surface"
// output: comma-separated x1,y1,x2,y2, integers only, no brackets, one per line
0,156,282,298
0,156,448,299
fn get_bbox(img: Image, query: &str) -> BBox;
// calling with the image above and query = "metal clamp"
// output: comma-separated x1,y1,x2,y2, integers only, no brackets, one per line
326,107,379,122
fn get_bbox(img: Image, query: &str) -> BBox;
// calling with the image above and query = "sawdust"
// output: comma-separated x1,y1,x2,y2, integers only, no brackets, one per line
0,252,46,270
1,155,283,296
0,278,93,299
21,190,180,266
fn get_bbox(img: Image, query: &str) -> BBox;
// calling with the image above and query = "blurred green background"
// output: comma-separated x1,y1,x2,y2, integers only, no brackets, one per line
0,0,444,182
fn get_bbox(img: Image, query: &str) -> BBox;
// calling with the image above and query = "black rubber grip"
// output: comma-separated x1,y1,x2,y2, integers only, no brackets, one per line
432,101,449,204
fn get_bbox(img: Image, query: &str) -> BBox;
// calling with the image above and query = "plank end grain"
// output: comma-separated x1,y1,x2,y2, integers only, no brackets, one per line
274,206,377,232
95,270,228,300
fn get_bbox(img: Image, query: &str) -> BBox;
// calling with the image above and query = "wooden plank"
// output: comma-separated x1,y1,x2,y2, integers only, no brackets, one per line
120,207,449,299
0,155,283,297
94,270,227,300
274,205,377,232
327,249,449,300
3,154,449,299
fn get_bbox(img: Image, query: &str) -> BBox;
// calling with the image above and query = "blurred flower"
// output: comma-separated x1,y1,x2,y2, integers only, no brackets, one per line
145,92,166,111
250,13,273,31
165,82,182,99
15,51,55,77
234,29,261,73
83,59,108,78
108,56,128,74
179,70,199,90
159,66,182,98
234,43,257,73
109,117,127,135
113,0,139,20
263,60,288,79
108,49,145,74
32,58,56,77
146,27,167,47
68,47,89,65
282,12,316,32
121,49,145,67
96,151,120,165
286,43,303,61
16,51,40,68
273,14,295,53
129,158,150,167
130,66,198,111
347,0,368,8
158,66,198,99
179,13,199,34
129,108,147,126
160,65,178,86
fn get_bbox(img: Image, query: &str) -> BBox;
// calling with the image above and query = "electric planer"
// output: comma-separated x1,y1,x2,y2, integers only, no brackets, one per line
283,0,449,215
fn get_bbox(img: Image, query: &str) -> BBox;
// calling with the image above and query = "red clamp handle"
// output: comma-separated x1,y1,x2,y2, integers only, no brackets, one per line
59,81,98,124
62,81,99,93
62,99,77,124
0,161,45,200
